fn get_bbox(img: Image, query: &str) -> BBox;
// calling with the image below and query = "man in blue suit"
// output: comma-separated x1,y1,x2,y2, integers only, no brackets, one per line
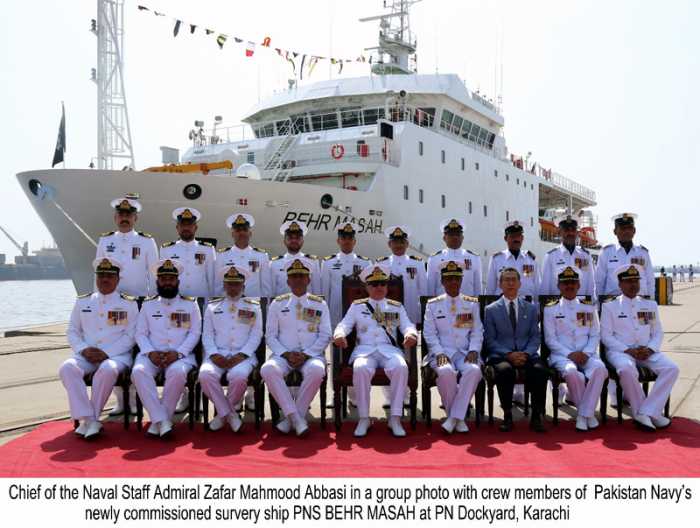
484,267,548,432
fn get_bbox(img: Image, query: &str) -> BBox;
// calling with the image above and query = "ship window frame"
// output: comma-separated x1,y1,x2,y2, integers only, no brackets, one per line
451,115,463,135
340,107,363,128
440,109,455,130
310,109,339,131
468,201,473,214
419,189,424,203
275,119,291,135
441,149,446,164
246,151,255,164
461,157,465,171
418,141,424,156
483,205,488,217
403,185,409,200
290,114,309,134
441,194,446,208
460,120,472,139
362,107,385,126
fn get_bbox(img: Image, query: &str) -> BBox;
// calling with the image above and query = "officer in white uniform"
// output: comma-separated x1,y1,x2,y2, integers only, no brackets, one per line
262,259,331,437
486,220,540,300
600,264,679,431
543,266,608,432
270,221,322,296
540,214,596,298
59,257,138,439
160,207,216,298
423,261,483,434
427,218,482,297
198,266,263,433
595,213,655,299
96,197,158,416
333,264,418,438
132,259,202,437
215,213,271,299
321,222,372,328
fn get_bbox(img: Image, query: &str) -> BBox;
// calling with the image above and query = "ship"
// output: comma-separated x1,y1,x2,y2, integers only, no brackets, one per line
15,0,598,295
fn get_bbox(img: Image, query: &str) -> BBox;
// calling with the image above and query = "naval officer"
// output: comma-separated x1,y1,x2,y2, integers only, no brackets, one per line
486,220,539,300
543,266,607,432
262,259,331,437
333,264,418,438
426,218,482,297
600,264,679,431
96,197,158,416
59,257,138,439
422,261,483,434
132,259,202,437
540,214,596,298
198,266,263,433
270,220,322,297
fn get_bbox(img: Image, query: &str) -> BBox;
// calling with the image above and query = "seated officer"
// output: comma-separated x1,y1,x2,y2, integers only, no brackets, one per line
333,264,418,438
262,259,331,437
59,257,138,439
543,266,607,432
484,267,548,432
600,264,679,431
423,261,483,434
198,266,263,433
132,259,202,438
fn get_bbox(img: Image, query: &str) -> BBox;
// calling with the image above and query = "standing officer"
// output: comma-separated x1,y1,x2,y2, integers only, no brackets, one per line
595,213,655,299
486,220,539,301
132,259,202,438
262,259,331,437
215,213,271,299
59,257,138,439
270,221,321,297
423,261,483,434
427,218,482,297
544,266,608,432
540,214,596,298
198,266,263,433
601,264,679,431
690,264,695,283
332,264,418,438
160,207,216,298
96,196,158,416
672,265,678,282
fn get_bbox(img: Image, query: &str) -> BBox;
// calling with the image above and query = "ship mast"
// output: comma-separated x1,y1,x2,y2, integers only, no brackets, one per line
360,0,421,75
91,0,135,170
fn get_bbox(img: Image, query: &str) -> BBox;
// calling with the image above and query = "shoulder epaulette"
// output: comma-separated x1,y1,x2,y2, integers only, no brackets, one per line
526,250,536,260
100,231,115,237
580,247,590,254
544,298,559,307
466,249,479,256
409,255,424,261
431,250,442,257
580,299,594,305
386,299,401,306
461,294,479,303
603,243,614,249
306,254,318,260
353,297,369,304
252,246,267,254
161,241,176,248
427,295,442,304
274,293,292,302
271,255,284,261
243,297,260,305
77,292,93,299
217,246,231,253
357,255,370,260
323,254,335,260
120,293,137,302
207,297,224,303
547,247,558,253
603,296,618,303
137,231,152,238
199,241,213,247
307,294,324,303
492,251,502,257
640,245,649,252
180,295,196,302
142,295,157,302
376,256,389,262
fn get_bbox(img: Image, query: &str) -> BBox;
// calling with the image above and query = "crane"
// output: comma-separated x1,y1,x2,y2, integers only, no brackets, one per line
0,225,29,257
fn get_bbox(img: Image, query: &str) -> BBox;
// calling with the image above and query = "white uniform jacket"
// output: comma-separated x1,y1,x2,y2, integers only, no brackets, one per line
202,296,263,362
96,230,158,296
160,239,216,298
422,293,483,366
265,292,331,359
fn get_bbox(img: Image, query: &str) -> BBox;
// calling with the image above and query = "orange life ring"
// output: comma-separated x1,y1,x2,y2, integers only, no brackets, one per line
331,144,345,160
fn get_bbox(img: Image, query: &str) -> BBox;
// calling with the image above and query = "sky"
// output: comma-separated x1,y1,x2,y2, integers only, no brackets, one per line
0,0,698,266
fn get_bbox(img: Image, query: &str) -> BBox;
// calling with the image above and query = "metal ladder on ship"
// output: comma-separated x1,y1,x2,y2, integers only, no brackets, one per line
263,131,299,182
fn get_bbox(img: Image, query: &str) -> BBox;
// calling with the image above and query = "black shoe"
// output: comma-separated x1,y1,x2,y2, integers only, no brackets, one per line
529,413,546,433
499,413,513,432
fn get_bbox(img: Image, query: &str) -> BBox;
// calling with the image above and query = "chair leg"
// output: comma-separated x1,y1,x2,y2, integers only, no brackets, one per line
487,382,494,425
616,383,624,424
342,386,348,418
664,398,670,419
123,379,130,430
188,382,195,430
255,385,264,431
203,395,210,431
194,384,202,422
73,419,79,430
320,377,327,430
422,383,431,428
334,384,342,431
600,378,609,424
474,380,485,427
136,393,143,431
410,386,417,430
552,379,559,426
523,381,530,417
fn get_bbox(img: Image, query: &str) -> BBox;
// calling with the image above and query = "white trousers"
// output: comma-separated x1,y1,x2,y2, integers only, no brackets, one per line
261,356,326,418
131,356,192,424
606,351,679,417
198,358,255,418
59,356,127,421
550,356,608,418
353,352,408,418
431,355,482,420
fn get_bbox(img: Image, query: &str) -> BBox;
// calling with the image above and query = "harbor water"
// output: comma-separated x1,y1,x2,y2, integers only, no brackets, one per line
0,280,76,331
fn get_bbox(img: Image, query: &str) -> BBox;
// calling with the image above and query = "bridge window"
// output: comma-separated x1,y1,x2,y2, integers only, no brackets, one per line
290,114,309,134
414,107,435,127
362,107,385,125
440,109,455,130
310,110,338,131
341,107,362,128
276,119,291,135
451,115,463,135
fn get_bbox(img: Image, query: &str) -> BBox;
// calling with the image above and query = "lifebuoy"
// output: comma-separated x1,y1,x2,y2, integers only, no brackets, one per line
331,144,345,160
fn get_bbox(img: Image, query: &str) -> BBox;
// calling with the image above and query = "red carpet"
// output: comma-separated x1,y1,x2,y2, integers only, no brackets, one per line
1,419,699,478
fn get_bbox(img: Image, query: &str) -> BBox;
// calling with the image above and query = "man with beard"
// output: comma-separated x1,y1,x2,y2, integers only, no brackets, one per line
199,266,263,433
59,257,138,439
426,218,482,297
270,221,321,297
96,197,158,416
132,259,201,438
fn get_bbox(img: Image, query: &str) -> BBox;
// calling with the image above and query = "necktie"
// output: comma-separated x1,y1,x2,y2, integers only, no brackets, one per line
509,301,517,332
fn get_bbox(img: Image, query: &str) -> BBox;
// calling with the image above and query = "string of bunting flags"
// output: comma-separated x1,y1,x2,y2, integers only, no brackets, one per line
136,4,374,78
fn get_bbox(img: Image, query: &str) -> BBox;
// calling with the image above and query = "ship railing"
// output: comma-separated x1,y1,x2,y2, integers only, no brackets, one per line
549,171,596,203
